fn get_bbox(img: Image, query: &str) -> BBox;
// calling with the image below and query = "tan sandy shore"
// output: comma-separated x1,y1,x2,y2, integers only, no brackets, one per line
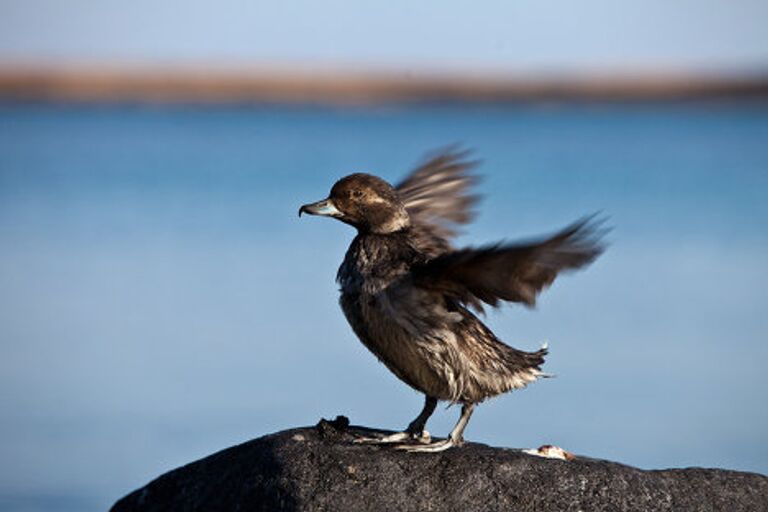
1,65,767,104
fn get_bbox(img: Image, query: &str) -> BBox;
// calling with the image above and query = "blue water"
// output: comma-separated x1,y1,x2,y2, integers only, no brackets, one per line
1,101,767,510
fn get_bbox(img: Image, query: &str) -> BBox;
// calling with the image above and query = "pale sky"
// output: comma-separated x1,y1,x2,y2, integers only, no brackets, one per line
1,0,767,73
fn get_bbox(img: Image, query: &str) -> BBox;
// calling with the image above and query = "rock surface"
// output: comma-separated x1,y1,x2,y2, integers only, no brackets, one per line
111,416,768,512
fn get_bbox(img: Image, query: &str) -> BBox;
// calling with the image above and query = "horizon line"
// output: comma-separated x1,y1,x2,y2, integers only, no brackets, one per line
1,64,767,105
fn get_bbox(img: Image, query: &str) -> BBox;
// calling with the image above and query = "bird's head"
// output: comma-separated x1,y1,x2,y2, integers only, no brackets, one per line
299,173,410,234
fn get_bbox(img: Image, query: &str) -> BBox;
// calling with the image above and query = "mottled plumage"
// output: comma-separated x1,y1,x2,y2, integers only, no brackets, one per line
300,148,604,451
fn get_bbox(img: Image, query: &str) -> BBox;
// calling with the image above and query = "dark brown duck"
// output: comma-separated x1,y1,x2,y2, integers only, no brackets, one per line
299,149,605,452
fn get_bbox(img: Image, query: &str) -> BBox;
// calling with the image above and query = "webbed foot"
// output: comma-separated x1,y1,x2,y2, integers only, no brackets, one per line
393,438,458,452
353,430,431,445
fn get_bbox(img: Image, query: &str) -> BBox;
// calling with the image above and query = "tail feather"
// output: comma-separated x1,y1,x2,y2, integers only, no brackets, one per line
531,341,555,378
524,340,549,368
487,340,551,393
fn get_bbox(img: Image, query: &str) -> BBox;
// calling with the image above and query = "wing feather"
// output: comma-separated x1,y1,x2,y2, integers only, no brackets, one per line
396,147,480,251
412,216,607,313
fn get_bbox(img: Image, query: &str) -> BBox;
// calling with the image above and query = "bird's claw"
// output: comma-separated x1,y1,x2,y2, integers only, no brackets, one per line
393,438,457,452
353,430,431,445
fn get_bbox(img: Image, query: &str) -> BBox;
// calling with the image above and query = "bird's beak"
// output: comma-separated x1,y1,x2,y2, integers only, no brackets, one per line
298,198,342,218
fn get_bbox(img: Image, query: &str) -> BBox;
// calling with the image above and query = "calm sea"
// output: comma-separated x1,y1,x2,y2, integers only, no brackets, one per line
1,101,767,511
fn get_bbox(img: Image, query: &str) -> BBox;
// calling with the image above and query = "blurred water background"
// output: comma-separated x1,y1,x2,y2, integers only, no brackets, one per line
1,100,767,510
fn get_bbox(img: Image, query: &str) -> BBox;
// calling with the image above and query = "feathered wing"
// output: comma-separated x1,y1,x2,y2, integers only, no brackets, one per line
412,217,606,313
396,147,480,255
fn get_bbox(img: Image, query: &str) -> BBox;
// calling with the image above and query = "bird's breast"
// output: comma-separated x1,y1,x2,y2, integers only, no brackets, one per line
339,289,446,395
334,233,474,400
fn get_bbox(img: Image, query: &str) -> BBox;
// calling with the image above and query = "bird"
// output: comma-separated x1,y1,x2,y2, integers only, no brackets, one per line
299,148,605,452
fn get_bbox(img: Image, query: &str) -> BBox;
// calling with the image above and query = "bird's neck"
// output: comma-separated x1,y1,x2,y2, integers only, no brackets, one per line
339,231,418,292
364,205,411,234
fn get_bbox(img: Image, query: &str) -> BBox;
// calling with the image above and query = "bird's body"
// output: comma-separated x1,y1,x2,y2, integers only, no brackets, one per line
337,231,546,404
300,149,604,451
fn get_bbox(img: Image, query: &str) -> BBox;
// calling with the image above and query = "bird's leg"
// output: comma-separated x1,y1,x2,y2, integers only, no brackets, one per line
405,395,437,437
395,402,475,452
354,396,437,444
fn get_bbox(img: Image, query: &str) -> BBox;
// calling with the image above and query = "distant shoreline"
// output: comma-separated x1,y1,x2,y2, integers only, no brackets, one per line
1,65,767,104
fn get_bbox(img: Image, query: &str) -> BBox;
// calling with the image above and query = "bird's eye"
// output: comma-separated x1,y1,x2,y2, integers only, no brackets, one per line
352,190,364,199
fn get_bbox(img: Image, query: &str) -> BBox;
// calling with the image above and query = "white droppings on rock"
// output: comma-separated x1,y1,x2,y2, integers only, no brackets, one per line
522,445,575,461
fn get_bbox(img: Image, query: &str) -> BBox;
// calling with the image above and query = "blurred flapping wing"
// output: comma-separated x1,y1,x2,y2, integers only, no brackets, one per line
396,147,480,250
412,217,606,313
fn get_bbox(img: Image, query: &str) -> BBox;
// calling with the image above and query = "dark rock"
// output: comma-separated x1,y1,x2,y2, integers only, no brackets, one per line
111,417,768,512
